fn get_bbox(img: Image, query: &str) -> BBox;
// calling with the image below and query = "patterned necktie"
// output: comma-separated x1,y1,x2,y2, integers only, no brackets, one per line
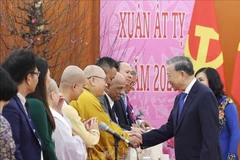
178,92,187,120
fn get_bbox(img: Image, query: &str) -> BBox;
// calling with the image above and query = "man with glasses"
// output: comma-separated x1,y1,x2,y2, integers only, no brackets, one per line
2,49,42,160
70,65,141,160
125,67,151,130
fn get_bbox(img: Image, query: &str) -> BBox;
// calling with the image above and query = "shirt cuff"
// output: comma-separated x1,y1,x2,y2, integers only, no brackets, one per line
89,129,100,135
136,120,144,126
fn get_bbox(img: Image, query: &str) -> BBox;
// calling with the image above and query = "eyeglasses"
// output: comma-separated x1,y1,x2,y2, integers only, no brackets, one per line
88,76,107,82
130,82,136,86
29,71,41,77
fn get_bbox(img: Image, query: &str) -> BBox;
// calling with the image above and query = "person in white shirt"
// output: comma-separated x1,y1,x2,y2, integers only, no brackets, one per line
48,78,87,160
59,65,100,147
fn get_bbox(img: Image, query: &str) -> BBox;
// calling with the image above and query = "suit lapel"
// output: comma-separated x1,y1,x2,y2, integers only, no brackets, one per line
14,96,42,146
175,81,198,133
14,96,28,116
173,96,180,133
104,95,117,123
119,99,130,125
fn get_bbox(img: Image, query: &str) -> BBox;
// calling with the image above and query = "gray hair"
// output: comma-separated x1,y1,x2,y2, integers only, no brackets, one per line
166,56,194,76
131,67,137,76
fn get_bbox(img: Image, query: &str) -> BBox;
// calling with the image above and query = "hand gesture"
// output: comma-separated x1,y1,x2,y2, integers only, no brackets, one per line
139,121,151,130
84,117,99,131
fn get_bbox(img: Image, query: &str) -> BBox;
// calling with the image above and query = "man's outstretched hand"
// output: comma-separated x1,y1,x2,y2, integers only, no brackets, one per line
128,133,143,148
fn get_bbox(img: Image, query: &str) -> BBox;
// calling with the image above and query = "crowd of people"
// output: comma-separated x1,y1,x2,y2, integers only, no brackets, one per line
0,49,239,160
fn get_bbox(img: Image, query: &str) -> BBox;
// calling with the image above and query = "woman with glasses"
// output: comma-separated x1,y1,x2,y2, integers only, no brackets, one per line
27,57,58,160
195,67,239,160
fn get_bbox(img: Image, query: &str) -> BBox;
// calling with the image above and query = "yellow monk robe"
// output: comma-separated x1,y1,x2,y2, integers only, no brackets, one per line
70,86,129,160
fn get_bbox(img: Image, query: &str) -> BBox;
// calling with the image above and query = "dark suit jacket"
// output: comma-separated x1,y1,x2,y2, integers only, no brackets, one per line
98,95,118,123
3,96,42,160
114,99,134,131
142,81,222,160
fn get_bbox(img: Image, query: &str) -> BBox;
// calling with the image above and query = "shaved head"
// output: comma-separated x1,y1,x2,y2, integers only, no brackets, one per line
84,65,106,79
112,72,125,86
48,78,58,94
84,65,107,97
107,72,126,100
60,65,85,89
59,65,86,102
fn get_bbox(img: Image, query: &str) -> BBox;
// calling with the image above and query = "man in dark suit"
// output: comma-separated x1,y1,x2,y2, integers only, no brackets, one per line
114,61,149,132
133,56,222,160
113,61,133,131
105,72,126,123
2,50,42,160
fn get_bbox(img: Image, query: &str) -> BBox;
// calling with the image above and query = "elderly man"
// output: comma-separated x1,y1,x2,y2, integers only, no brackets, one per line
135,56,222,160
48,78,87,160
125,67,151,130
60,65,100,147
105,72,126,123
114,62,149,131
70,65,140,160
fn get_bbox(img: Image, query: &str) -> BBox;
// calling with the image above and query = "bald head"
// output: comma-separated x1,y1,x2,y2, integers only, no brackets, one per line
107,72,126,101
48,78,63,111
84,65,107,97
60,65,85,89
112,72,125,86
48,78,58,94
84,65,106,79
118,61,132,86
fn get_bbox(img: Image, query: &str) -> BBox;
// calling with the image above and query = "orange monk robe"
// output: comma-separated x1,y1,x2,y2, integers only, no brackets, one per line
70,85,129,160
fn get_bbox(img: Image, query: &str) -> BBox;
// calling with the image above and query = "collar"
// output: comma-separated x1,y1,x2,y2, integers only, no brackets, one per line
64,99,69,105
121,91,126,99
184,78,197,94
50,107,71,131
218,95,227,104
83,84,91,92
17,92,26,107
105,93,114,109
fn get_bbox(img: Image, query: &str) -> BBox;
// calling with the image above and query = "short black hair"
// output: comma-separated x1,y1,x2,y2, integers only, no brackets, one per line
0,67,18,101
95,56,119,72
2,49,37,84
166,56,194,76
195,67,224,99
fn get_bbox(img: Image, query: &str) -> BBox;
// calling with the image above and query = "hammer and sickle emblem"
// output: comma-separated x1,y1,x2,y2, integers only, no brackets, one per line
184,25,223,71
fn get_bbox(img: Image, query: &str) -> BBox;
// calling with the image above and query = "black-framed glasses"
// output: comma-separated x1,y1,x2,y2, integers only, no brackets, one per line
29,71,41,77
88,76,107,82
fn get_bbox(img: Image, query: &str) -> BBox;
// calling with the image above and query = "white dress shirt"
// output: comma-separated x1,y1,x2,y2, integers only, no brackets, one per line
50,108,87,160
183,78,197,102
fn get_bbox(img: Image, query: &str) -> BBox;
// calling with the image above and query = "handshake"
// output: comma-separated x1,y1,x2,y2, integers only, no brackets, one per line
99,122,143,148
128,133,143,148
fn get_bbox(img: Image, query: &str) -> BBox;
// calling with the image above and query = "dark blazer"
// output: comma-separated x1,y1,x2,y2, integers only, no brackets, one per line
113,98,134,131
98,95,118,123
142,80,222,160
3,96,42,160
